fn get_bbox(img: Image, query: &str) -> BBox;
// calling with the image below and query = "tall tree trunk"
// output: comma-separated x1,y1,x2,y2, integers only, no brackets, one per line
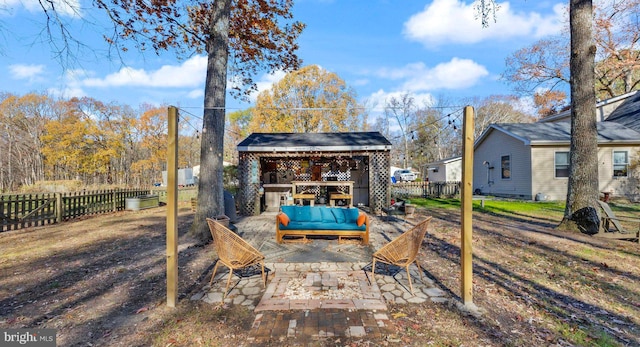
191,0,231,243
559,0,600,233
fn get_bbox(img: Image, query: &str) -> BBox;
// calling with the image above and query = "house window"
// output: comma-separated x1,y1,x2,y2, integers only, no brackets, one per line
501,155,511,179
613,151,629,177
555,152,570,178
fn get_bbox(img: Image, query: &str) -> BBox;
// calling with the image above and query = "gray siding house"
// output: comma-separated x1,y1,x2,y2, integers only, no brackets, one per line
473,91,640,201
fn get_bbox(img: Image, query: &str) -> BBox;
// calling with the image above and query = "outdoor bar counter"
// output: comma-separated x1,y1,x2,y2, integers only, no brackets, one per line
291,181,353,207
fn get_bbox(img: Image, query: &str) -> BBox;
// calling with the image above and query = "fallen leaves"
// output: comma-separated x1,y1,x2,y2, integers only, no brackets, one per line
135,306,149,314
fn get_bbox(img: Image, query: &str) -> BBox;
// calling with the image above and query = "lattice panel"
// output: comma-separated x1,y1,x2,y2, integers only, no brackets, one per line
260,158,352,184
369,151,390,213
238,153,260,216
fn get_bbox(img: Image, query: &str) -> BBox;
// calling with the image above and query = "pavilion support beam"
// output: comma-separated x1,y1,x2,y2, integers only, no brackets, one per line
461,105,475,308
166,106,178,307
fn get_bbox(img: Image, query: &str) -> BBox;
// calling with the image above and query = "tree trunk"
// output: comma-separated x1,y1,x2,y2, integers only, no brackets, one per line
190,0,231,243
559,0,600,233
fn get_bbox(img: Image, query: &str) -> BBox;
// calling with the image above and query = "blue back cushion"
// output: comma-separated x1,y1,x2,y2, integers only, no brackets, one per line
320,207,336,222
309,207,322,222
330,208,346,223
281,205,296,221
344,208,360,224
296,205,312,222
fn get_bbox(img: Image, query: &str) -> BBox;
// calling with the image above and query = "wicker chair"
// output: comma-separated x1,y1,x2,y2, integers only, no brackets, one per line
206,218,266,299
371,216,432,295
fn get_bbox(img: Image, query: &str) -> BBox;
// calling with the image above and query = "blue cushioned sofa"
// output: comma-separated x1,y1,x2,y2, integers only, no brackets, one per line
276,205,370,244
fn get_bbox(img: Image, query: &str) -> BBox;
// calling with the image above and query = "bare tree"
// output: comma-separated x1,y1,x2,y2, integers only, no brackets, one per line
385,94,417,168
471,95,535,139
502,1,640,102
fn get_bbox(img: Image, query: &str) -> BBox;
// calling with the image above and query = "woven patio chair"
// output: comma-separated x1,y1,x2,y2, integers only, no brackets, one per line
371,216,432,295
206,218,266,299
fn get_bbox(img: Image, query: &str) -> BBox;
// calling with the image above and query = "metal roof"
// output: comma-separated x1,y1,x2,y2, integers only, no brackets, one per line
476,122,640,147
237,132,392,152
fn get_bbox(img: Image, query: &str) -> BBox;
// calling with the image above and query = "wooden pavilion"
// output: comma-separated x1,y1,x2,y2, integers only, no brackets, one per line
237,132,392,216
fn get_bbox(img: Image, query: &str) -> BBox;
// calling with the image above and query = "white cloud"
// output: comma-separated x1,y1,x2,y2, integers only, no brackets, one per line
1,0,81,17
45,69,89,99
352,78,369,87
82,56,207,88
48,86,86,99
375,58,489,92
512,95,537,117
187,89,204,99
244,70,288,102
9,64,45,80
403,0,564,46
365,89,436,112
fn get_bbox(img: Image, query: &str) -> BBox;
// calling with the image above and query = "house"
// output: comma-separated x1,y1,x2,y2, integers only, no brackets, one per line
425,156,462,182
473,91,640,201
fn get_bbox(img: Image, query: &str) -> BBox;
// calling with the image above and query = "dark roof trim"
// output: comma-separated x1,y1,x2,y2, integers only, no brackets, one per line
237,132,392,152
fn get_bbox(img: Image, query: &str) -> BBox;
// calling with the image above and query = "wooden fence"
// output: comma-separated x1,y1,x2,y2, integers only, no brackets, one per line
1,189,149,232
391,181,461,199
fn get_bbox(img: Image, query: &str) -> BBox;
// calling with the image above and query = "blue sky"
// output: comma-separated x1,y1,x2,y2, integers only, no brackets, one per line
0,0,566,116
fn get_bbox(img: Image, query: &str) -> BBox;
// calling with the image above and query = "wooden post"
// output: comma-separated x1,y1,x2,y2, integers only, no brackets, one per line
461,105,474,307
56,193,63,223
166,106,179,307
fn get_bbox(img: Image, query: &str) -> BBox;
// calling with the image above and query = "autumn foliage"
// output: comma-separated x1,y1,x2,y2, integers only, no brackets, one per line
0,93,198,192
248,65,365,133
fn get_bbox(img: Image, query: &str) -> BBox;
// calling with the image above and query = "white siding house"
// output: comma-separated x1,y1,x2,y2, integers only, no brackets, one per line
425,156,462,182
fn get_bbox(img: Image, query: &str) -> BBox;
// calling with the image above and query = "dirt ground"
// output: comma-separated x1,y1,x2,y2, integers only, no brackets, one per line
1,203,639,346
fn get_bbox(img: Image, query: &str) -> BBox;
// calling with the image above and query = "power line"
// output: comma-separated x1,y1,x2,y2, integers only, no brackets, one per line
177,106,244,137
176,105,469,111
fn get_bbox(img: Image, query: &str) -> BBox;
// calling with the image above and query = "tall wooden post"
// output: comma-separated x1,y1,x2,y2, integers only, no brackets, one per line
461,105,474,307
166,106,179,307
55,193,63,223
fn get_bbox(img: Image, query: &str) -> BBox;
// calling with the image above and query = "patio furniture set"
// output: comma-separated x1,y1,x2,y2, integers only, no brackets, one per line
206,212,432,299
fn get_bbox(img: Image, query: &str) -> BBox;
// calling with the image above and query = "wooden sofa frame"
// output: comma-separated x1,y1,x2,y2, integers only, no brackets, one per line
275,212,370,245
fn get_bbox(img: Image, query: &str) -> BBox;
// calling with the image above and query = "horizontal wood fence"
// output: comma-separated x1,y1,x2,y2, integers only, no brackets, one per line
391,181,461,199
1,189,149,232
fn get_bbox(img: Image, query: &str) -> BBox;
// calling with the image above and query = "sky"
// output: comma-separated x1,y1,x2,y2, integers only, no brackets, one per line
0,0,567,120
